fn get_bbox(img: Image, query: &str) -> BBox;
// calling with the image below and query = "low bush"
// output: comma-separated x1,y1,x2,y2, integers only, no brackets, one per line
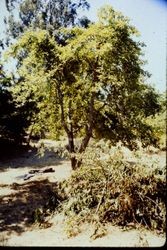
58,142,166,237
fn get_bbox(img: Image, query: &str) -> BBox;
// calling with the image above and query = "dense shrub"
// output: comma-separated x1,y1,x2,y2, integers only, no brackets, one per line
58,142,166,237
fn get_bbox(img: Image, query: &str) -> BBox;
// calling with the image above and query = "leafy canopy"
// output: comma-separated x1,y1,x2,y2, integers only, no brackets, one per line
5,5,161,167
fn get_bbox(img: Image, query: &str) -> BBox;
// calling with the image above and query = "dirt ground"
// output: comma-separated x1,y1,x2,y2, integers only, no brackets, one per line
0,140,166,247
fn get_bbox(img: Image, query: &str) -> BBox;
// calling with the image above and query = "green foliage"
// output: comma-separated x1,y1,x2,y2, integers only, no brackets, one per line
4,5,162,168
58,142,166,237
145,92,166,150
4,0,90,42
0,65,31,145
146,112,166,150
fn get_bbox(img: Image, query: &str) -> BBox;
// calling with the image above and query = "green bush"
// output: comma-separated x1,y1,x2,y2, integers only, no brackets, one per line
59,143,166,237
145,111,166,150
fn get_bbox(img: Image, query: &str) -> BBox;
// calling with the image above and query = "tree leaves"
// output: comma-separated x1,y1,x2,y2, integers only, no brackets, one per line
4,5,162,160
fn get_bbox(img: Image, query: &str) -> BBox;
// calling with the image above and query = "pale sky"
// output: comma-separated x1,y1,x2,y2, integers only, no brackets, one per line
81,0,167,93
0,0,166,93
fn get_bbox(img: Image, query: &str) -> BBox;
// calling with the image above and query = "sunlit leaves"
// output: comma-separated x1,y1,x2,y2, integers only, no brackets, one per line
5,5,161,148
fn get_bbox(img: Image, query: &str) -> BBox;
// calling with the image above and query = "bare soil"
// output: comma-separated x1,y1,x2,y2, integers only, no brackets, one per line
0,140,166,247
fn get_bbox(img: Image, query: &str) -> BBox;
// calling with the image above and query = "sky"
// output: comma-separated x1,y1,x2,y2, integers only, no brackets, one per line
80,0,167,93
0,0,166,93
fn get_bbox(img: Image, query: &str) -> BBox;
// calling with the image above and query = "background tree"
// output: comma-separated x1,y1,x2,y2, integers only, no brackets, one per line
1,0,91,144
0,64,34,148
145,91,166,150
1,0,91,141
6,5,161,169
3,0,90,47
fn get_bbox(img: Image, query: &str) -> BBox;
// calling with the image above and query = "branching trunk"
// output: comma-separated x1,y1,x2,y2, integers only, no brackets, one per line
59,96,80,169
70,65,97,169
56,64,97,170
58,89,77,170
75,93,95,169
75,128,92,169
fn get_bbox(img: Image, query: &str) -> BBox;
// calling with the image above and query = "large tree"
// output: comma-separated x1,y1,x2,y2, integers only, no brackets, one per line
6,5,161,169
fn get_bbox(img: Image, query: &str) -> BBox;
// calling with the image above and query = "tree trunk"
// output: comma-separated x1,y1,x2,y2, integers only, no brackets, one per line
67,132,77,170
74,128,92,169
57,83,77,170
70,156,77,170
57,78,95,170
73,92,95,169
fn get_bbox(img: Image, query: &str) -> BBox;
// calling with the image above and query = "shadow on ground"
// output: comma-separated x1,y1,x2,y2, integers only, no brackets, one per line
0,140,31,161
0,141,67,171
0,179,60,235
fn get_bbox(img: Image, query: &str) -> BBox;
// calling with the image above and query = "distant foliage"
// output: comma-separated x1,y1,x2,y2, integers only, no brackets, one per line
3,0,90,46
0,65,31,145
145,92,166,150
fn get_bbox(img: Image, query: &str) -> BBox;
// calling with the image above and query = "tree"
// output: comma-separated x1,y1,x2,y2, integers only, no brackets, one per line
1,0,91,141
0,64,34,146
3,0,90,45
145,91,166,150
1,0,91,60
6,5,161,169
1,0,91,140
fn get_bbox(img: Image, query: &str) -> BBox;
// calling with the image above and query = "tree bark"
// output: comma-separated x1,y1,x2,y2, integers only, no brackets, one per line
75,130,92,169
74,93,95,169
57,82,77,169
67,131,77,169
56,68,96,170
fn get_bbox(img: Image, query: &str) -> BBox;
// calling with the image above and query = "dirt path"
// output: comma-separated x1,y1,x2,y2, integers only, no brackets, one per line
0,141,166,247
